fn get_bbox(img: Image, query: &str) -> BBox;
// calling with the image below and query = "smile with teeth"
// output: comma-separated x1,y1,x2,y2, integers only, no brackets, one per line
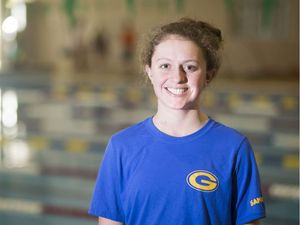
165,87,188,95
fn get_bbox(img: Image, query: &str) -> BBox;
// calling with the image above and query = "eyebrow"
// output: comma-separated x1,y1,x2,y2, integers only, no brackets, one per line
182,60,199,64
156,58,199,63
156,58,172,62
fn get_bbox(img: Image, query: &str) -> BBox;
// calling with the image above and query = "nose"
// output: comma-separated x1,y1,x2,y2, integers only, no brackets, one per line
171,66,187,83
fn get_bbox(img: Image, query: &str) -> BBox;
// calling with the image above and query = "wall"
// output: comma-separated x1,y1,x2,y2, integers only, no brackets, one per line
16,0,299,79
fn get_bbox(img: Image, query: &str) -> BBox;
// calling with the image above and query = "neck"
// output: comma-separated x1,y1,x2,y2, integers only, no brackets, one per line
153,108,208,137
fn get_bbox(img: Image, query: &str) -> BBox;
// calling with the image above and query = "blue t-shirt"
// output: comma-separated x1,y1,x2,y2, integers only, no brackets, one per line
89,117,265,225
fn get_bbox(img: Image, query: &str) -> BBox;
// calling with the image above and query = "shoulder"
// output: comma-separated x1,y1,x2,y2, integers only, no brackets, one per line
209,119,256,166
210,119,247,142
110,117,153,147
208,119,253,155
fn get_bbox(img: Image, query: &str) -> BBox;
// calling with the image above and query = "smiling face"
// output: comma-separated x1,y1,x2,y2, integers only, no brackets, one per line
146,35,208,111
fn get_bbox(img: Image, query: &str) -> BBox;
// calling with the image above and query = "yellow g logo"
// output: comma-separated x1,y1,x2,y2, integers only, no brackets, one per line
186,170,219,192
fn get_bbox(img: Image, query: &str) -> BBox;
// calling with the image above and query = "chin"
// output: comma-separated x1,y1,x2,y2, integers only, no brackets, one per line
164,102,197,110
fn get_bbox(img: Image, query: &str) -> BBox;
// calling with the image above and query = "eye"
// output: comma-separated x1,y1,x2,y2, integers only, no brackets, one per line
183,64,198,73
159,63,170,70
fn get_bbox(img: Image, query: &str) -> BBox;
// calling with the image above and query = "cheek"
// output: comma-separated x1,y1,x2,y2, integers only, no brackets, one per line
190,76,203,86
150,72,167,86
151,79,163,90
189,77,206,92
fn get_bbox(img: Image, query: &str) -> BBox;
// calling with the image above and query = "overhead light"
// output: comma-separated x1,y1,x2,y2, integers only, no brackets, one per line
2,16,18,34
12,1,27,32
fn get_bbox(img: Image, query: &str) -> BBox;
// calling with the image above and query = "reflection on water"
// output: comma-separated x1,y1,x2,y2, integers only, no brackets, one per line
4,140,31,168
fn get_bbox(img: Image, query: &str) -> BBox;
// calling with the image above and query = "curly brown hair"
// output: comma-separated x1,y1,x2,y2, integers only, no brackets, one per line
141,18,223,80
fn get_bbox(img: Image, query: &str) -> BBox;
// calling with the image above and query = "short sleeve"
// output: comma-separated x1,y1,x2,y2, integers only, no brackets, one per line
233,138,266,225
88,138,125,222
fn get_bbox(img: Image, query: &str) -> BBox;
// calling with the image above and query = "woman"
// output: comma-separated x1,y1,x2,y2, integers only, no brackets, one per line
89,18,266,225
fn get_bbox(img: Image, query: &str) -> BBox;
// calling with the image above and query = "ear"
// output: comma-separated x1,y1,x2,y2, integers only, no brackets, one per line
205,70,215,85
145,65,152,80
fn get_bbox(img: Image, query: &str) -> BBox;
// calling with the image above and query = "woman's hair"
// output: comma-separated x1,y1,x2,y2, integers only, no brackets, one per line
141,18,223,79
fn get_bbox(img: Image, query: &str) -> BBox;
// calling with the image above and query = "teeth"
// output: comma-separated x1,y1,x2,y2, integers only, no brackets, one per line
167,88,187,95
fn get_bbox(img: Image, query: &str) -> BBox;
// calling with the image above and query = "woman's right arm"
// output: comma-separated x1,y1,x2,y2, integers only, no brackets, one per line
98,217,124,225
90,139,125,224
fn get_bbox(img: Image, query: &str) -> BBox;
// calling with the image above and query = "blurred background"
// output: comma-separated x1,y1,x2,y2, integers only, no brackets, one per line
0,0,298,225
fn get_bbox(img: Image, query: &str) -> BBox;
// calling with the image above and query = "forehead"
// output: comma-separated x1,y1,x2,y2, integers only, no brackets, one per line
152,34,203,59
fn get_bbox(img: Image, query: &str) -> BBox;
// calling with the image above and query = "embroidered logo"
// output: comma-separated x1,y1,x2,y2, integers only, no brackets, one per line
186,170,219,192
250,197,264,206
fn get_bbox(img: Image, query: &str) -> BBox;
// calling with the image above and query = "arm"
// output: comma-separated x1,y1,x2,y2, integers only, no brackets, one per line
98,217,124,225
89,139,125,223
234,139,266,224
244,220,260,225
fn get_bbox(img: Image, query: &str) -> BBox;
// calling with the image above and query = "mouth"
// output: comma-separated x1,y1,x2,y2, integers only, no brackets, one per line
165,87,188,95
